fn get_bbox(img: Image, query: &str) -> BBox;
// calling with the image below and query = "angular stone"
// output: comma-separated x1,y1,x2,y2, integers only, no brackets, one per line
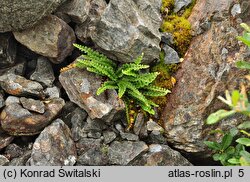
44,86,61,99
20,97,45,114
120,132,139,141
14,15,75,64
130,144,193,166
59,65,124,122
28,119,77,166
0,33,16,68
162,45,180,64
70,108,88,141
146,119,164,132
0,60,26,76
0,155,9,166
133,113,145,135
87,131,102,139
76,138,103,155
9,151,32,166
0,0,67,32
0,74,44,98
231,4,241,17
0,129,14,150
162,0,249,153
174,0,192,12
1,98,65,136
103,130,117,144
83,116,107,132
90,0,161,63
5,96,20,106
5,144,23,159
108,141,148,165
30,57,55,87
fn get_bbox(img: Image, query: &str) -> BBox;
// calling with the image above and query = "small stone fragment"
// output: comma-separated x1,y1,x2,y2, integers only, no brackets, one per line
20,97,45,114
5,144,23,159
0,129,14,150
0,155,9,166
5,96,20,106
162,45,180,64
44,86,60,99
103,130,117,144
174,0,192,12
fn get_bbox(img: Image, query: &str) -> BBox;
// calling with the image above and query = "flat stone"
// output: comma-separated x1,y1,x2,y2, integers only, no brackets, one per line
0,60,26,76
130,144,193,166
5,96,20,106
120,132,139,141
146,119,164,132
0,0,67,32
59,65,124,122
28,119,77,166
89,0,161,63
103,130,117,144
83,116,107,132
1,98,65,136
76,138,103,155
20,97,45,114
0,155,9,166
174,0,192,12
14,15,75,64
5,144,23,159
0,73,44,98
87,131,102,139
231,4,241,17
133,113,145,135
0,33,16,68
30,57,55,87
108,141,148,165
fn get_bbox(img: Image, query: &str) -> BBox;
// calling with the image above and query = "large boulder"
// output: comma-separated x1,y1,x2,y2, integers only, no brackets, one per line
14,15,75,64
162,0,250,153
0,0,67,32
85,0,162,63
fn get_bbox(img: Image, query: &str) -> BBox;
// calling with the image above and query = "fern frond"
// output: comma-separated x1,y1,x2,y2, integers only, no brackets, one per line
124,72,160,84
137,101,155,115
73,43,117,68
144,85,171,96
96,81,118,95
134,53,144,65
117,81,127,98
116,63,149,78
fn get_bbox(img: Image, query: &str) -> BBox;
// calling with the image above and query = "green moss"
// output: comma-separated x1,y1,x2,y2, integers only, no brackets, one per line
160,0,196,57
161,0,175,13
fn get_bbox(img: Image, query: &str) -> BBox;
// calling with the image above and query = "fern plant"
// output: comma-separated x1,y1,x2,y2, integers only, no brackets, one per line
73,43,170,125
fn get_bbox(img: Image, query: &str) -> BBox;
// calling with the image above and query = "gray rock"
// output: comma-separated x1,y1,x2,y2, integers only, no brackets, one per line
30,57,55,87
75,0,107,43
87,131,102,139
44,86,61,99
174,0,192,12
5,96,20,106
9,151,32,166
59,64,124,122
120,132,139,141
0,129,14,150
90,0,161,63
20,97,45,114
1,98,65,136
14,15,75,64
0,60,26,76
103,130,117,144
147,130,167,144
0,155,9,166
108,141,148,165
71,108,88,141
0,92,4,108
76,138,103,155
0,73,44,98
5,144,23,159
83,116,107,132
130,144,193,166
0,0,67,32
231,4,241,17
28,119,77,166
0,33,16,68
133,113,145,135
161,32,174,46
146,119,164,132
162,45,180,64
56,0,92,24
77,145,109,165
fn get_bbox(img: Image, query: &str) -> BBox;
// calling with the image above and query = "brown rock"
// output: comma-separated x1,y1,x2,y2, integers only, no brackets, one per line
0,128,14,150
14,15,75,64
162,0,250,153
0,98,65,136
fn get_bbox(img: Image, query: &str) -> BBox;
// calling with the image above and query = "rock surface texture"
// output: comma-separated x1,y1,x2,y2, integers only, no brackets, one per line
89,0,162,63
14,15,75,64
162,0,250,153
0,0,67,32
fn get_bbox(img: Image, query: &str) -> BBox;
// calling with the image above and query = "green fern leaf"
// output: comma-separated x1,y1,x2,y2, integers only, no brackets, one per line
117,81,127,98
134,53,144,65
144,85,171,96
96,81,118,95
138,101,155,115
